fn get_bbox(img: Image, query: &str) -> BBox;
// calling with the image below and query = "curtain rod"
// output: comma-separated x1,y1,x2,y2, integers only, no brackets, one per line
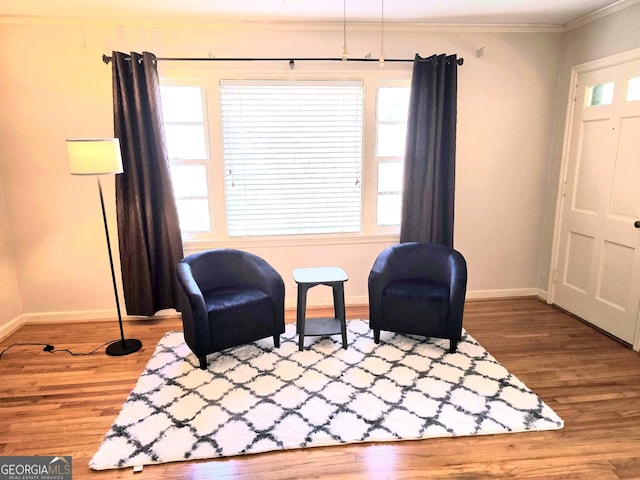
101,54,464,66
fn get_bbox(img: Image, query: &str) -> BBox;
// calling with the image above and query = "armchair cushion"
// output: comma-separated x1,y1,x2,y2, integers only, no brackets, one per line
383,279,450,338
204,287,273,351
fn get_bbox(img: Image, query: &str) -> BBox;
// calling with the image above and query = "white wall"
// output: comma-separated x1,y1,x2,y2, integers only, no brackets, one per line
0,22,119,329
0,175,22,331
539,2,640,294
0,18,565,331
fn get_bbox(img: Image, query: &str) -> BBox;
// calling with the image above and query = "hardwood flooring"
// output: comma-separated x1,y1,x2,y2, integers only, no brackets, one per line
1,298,640,479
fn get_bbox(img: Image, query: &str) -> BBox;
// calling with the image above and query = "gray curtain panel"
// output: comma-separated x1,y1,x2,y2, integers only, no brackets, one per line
400,53,458,247
111,51,184,316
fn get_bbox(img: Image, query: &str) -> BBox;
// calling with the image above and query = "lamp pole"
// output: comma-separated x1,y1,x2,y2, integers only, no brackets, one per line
97,177,143,356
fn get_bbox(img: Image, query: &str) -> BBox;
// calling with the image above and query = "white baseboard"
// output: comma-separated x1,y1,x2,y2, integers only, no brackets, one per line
289,289,547,308
0,289,548,341
286,289,549,306
19,309,180,324
20,309,118,324
286,295,369,309
467,288,547,301
0,309,180,342
0,314,25,342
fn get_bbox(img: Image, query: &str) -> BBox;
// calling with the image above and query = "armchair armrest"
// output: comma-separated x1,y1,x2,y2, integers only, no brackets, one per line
447,250,467,339
176,262,211,352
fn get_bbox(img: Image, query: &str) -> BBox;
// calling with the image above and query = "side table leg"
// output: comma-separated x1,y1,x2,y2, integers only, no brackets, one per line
333,282,348,349
297,284,308,351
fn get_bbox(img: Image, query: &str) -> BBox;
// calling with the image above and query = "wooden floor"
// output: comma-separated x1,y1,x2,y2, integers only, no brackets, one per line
1,298,640,479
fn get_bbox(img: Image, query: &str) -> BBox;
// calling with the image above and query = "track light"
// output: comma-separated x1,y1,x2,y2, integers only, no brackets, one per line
342,0,348,61
379,0,385,66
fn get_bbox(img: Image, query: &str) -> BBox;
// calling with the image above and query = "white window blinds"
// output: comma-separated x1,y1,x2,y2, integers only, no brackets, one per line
220,80,363,237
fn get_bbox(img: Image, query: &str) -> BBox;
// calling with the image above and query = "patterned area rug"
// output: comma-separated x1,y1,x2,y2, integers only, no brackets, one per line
90,320,563,470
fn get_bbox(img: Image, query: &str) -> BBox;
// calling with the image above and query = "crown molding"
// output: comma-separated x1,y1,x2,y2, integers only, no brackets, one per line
3,0,637,32
0,15,563,33
564,0,640,31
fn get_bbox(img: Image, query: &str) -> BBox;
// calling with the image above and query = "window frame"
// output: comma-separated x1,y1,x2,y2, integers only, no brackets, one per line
159,66,412,248
160,80,216,241
373,80,411,231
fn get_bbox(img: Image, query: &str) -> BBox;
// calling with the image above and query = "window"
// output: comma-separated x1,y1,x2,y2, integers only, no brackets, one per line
159,69,412,244
375,86,410,226
627,76,640,102
160,85,213,234
586,81,614,106
219,80,363,237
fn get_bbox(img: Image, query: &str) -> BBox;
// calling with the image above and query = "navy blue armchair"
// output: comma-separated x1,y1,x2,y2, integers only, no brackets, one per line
368,242,467,353
176,249,285,369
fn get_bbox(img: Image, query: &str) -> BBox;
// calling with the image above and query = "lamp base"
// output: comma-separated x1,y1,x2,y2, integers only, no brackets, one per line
106,338,142,356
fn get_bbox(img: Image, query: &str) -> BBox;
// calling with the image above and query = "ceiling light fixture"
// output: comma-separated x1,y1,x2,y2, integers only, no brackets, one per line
379,0,385,66
342,0,348,61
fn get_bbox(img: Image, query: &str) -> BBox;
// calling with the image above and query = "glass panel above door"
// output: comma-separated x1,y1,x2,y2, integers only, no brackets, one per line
627,76,640,102
586,81,614,106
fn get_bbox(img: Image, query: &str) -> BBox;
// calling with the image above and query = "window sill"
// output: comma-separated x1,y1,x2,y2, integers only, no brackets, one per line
182,233,400,255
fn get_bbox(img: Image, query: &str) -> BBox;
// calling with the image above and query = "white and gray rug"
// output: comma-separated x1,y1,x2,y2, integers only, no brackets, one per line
90,320,563,470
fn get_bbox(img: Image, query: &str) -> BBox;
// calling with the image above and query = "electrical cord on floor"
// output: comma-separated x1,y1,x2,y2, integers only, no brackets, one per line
0,340,119,361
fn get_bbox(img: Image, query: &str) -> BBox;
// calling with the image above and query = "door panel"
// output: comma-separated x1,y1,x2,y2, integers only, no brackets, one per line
564,232,594,294
596,241,633,310
573,119,608,214
553,59,640,345
610,116,640,217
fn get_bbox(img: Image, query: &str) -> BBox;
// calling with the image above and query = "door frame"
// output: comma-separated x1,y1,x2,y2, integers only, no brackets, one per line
548,47,640,351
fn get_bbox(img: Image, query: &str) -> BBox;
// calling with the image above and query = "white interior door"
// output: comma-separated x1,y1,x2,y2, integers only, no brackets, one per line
553,58,640,346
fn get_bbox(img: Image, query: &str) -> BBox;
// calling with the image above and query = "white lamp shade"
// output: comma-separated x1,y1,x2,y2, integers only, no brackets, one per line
66,138,124,175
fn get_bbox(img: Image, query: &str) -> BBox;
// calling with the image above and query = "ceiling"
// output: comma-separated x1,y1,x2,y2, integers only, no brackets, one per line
0,0,628,26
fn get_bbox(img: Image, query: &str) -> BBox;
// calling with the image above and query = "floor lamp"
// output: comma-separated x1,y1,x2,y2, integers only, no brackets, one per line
66,138,142,356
